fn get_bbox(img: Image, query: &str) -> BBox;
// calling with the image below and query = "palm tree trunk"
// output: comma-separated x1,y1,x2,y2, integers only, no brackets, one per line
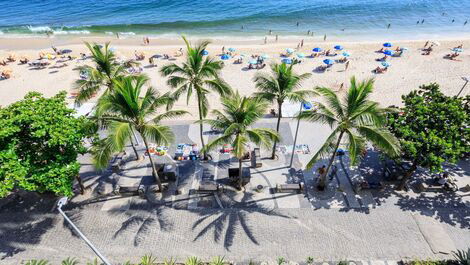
128,135,140,160
238,157,243,190
141,135,163,192
397,162,417,190
318,131,344,190
271,102,282,159
197,95,208,160
75,175,85,195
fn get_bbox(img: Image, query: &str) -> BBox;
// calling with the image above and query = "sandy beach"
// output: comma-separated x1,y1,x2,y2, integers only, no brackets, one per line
0,36,468,117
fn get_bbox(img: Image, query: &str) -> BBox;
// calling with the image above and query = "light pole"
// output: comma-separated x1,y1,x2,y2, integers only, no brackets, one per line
57,197,112,265
457,76,469,97
289,102,312,168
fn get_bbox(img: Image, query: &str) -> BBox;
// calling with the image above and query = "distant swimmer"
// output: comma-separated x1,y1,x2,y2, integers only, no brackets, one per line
417,20,420,24
241,25,244,30
452,19,455,23
465,20,468,26
324,34,327,41
296,22,299,27
276,34,278,42
269,29,272,35
387,23,391,29
421,19,425,24
341,28,345,31
307,30,310,35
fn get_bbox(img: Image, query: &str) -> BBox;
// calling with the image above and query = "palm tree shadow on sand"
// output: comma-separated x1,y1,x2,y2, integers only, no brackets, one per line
189,192,293,250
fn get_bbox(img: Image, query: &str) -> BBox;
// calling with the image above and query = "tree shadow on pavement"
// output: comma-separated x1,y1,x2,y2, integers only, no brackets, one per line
0,192,58,260
108,200,174,246
189,192,292,250
338,151,470,228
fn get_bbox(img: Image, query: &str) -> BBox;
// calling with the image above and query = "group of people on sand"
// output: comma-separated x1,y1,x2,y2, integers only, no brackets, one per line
142,37,150,45
446,44,463,60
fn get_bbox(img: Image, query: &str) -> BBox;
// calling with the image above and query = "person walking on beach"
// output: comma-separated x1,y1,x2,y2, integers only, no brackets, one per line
275,35,278,42
269,30,272,35
116,32,120,39
222,46,225,53
324,34,327,41
307,30,310,35
345,61,350,71
264,37,267,44
301,39,304,47
387,23,391,29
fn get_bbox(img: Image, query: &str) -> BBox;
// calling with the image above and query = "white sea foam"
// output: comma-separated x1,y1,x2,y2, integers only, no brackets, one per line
0,31,3,35
119,32,136,36
105,31,114,35
26,25,53,32
53,30,91,35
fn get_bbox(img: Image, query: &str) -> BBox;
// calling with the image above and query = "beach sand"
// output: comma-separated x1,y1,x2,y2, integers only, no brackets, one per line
0,36,468,118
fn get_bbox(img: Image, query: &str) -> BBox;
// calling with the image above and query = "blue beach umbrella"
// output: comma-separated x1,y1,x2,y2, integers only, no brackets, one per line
383,50,393,56
202,50,209,55
383,42,393,47
452,48,463,53
282,58,293,64
334,45,343,50
249,59,258,64
221,54,230,60
286,48,295,53
228,47,236,52
296,53,305,58
381,61,391,67
323,59,334,65
312,47,322,52
342,51,350,57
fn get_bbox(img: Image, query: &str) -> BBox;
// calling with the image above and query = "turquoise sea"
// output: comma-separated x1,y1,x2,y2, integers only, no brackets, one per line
0,0,469,40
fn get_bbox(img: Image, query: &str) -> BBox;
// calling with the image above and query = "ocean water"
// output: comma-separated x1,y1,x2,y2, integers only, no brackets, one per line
0,0,469,40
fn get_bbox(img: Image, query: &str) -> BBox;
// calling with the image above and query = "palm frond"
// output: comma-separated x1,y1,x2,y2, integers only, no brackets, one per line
357,126,400,158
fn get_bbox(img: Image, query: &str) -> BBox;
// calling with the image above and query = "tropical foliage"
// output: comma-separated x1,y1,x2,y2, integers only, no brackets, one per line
160,36,231,159
299,77,400,189
21,248,470,265
253,62,312,159
387,83,469,189
92,75,186,191
74,42,127,104
203,92,279,188
0,92,93,197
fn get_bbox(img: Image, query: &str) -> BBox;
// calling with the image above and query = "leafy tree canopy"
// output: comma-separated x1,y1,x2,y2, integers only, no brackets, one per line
388,83,469,174
0,92,93,197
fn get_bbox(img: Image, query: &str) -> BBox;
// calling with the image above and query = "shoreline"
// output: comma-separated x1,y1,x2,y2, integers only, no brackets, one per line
1,34,470,50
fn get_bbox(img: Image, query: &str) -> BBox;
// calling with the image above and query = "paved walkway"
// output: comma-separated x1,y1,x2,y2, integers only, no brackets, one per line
1,119,469,264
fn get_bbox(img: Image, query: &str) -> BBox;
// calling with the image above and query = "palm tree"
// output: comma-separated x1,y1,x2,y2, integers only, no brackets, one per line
74,42,126,104
203,92,279,189
298,77,400,190
160,36,232,159
94,75,187,191
253,62,312,159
